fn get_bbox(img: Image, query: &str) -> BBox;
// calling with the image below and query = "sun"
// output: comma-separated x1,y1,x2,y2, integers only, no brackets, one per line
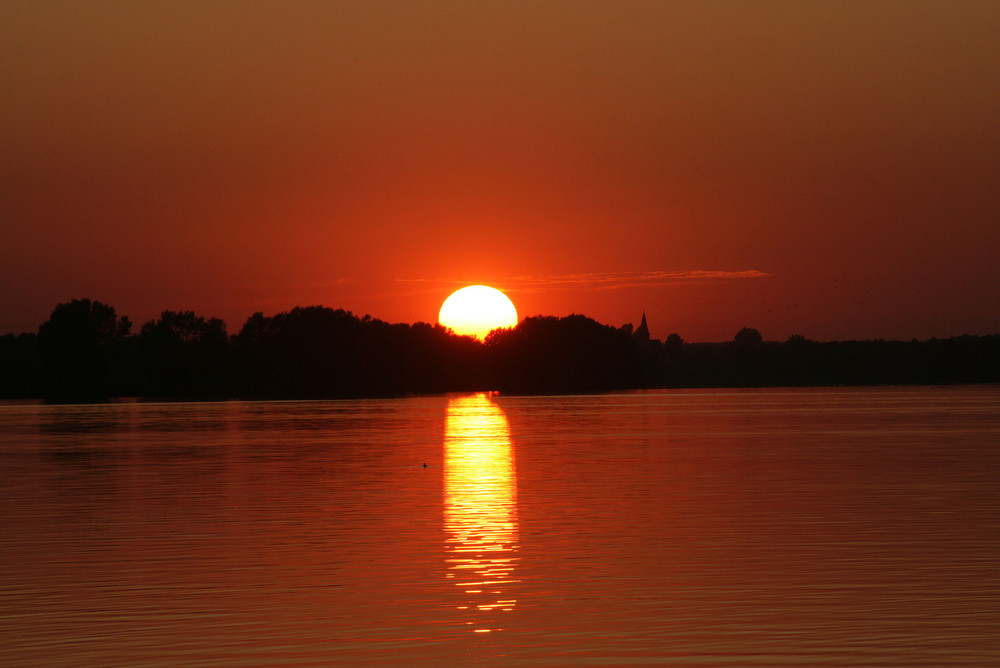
439,285,518,341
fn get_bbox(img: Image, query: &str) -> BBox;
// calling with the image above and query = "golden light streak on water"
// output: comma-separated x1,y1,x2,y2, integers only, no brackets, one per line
443,393,519,633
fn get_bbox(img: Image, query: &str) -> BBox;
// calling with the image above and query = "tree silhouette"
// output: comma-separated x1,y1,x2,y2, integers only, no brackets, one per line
486,314,639,392
734,327,763,348
37,299,131,400
4,297,1000,399
137,310,228,397
232,306,484,398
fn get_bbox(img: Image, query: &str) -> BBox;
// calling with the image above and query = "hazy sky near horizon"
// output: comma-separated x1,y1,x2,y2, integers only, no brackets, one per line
3,1,999,341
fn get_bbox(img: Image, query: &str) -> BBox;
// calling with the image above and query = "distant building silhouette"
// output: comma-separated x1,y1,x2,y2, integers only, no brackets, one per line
633,311,650,343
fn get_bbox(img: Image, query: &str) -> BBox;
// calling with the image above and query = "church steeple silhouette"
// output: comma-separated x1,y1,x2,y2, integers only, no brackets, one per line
634,310,650,342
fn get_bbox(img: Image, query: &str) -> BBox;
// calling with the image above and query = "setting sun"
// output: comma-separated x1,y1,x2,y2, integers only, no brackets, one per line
439,285,518,341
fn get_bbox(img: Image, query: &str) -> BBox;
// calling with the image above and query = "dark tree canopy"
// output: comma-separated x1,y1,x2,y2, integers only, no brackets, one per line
486,314,641,393
137,310,229,398
734,327,763,347
36,298,132,400
232,306,482,398
1,298,998,400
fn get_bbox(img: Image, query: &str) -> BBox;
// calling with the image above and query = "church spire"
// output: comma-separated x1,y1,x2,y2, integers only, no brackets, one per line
634,310,650,342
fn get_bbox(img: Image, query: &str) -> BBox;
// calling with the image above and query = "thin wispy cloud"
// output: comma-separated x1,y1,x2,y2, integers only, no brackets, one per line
236,278,352,290
397,270,772,291
507,270,773,291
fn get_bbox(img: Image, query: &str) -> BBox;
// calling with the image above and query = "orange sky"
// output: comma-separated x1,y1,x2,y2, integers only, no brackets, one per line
3,2,999,341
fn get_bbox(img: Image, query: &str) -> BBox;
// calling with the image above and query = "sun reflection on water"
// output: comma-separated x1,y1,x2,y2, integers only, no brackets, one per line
443,393,519,633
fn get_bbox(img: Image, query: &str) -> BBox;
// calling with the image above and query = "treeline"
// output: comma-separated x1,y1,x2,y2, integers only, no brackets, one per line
666,328,1000,388
1,299,998,401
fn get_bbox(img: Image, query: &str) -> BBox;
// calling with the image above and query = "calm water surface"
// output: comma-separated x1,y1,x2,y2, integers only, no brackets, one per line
1,387,998,665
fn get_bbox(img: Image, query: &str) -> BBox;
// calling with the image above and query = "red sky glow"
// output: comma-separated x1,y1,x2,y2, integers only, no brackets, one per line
2,1,998,341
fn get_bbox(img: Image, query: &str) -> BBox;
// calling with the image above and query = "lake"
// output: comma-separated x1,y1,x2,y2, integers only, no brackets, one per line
1,387,998,665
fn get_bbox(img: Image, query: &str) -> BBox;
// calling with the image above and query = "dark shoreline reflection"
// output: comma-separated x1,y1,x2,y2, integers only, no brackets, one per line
443,393,519,634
